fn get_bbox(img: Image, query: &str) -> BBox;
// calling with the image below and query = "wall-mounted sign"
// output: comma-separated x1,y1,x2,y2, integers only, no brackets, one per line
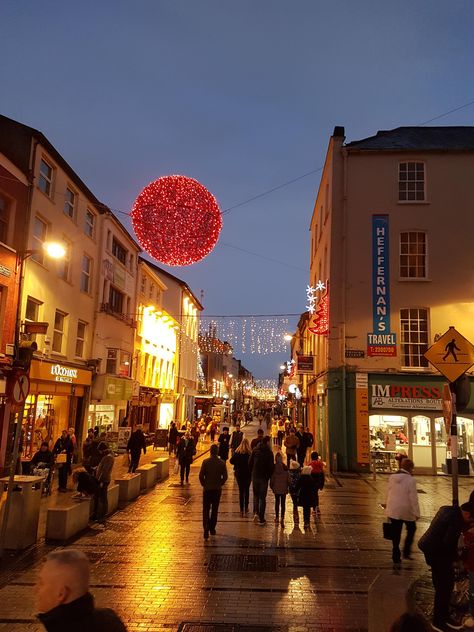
355,373,370,464
30,360,92,386
367,215,397,357
296,355,315,374
370,382,442,410
345,349,365,359
0,264,12,278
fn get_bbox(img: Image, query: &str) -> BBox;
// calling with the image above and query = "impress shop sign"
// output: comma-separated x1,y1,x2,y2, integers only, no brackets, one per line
371,382,442,410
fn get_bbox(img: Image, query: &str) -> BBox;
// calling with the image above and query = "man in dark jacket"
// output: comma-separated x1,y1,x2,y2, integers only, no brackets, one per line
91,442,115,525
250,428,264,450
249,436,274,525
418,502,474,631
36,549,126,631
53,430,74,492
127,425,146,473
230,424,243,456
199,444,228,540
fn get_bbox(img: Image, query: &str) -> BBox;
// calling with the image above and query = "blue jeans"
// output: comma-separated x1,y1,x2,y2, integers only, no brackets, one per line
252,477,269,522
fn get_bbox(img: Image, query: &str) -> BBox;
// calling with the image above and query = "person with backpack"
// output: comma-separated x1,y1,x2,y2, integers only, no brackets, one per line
418,501,474,631
270,452,289,528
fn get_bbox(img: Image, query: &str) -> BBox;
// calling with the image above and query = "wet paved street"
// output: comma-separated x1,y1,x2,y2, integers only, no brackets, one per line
0,420,472,632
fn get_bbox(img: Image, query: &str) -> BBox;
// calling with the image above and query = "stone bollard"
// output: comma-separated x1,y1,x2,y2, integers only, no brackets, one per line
368,570,418,632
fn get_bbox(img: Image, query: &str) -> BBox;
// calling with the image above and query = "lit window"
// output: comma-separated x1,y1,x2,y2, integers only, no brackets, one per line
399,162,425,202
32,216,47,264
400,308,429,368
75,321,87,357
111,238,127,265
38,159,53,196
81,255,92,293
52,310,66,354
400,232,427,279
84,209,95,237
64,188,76,218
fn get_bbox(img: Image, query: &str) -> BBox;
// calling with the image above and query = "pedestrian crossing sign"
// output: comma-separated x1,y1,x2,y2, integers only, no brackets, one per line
424,326,474,382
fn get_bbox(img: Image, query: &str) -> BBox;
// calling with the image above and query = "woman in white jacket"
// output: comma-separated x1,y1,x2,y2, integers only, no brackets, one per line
385,458,420,568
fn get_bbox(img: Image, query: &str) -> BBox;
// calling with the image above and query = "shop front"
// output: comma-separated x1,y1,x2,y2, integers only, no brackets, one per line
21,360,92,458
130,386,160,431
368,374,474,475
158,391,175,428
90,374,133,433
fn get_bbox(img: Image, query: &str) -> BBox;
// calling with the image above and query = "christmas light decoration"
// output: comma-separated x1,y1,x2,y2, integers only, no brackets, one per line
306,281,326,314
253,379,278,400
199,316,290,355
131,175,222,266
308,284,329,335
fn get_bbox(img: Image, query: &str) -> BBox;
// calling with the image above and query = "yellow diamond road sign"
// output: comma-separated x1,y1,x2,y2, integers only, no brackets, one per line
424,326,474,382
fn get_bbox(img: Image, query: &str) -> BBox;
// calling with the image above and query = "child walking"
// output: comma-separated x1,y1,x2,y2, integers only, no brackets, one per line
270,452,289,528
288,459,301,524
296,465,318,528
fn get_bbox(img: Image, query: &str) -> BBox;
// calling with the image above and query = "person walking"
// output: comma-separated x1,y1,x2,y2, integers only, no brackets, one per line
250,428,264,450
176,431,196,485
295,465,318,528
284,429,300,468
270,452,289,528
385,457,420,569
418,501,474,631
277,418,285,448
309,451,325,514
83,428,101,474
295,426,306,467
218,426,231,462
168,422,178,455
288,460,302,524
230,424,243,456
35,549,126,631
53,429,74,492
249,436,274,525
302,426,314,461
91,442,114,525
199,443,228,540
270,420,279,448
230,438,252,516
126,425,146,473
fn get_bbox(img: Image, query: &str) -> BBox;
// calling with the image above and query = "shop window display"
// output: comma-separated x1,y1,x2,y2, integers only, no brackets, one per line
370,415,408,472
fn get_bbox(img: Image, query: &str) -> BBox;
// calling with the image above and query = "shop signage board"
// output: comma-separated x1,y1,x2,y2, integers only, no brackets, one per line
355,373,370,464
371,382,442,410
296,355,315,374
30,360,92,386
424,327,474,383
367,215,397,357
345,349,365,359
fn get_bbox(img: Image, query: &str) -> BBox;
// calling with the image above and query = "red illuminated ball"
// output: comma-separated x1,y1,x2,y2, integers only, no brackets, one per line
131,175,222,266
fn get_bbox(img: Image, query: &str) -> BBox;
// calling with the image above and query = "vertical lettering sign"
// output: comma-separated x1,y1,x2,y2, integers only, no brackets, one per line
355,373,370,464
367,215,397,356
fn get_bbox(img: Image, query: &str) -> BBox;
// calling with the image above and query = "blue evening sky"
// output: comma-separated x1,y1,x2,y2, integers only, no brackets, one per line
2,1,474,378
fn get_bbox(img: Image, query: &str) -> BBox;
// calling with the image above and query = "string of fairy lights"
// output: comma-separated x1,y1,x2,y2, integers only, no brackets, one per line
198,316,290,355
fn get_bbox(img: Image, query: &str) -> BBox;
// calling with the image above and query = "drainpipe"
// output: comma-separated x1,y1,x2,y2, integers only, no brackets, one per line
340,148,349,470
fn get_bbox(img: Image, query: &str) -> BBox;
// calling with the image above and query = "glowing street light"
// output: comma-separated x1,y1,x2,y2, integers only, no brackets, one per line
283,333,293,342
43,241,66,259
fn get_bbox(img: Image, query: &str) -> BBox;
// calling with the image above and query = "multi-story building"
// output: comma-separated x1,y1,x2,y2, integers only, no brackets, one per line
306,125,474,474
130,259,179,430
141,258,202,424
0,114,101,461
89,213,140,433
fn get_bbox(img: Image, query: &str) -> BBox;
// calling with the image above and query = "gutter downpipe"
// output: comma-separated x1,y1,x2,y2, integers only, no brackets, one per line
341,147,348,470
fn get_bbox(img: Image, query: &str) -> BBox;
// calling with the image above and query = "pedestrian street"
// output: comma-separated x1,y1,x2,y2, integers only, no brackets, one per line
0,420,472,632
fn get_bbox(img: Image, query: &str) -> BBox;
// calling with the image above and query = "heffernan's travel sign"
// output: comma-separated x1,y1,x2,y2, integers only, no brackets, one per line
367,215,397,357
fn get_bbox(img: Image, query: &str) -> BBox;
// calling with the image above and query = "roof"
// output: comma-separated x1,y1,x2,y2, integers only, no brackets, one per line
0,114,108,214
345,126,474,151
138,256,204,311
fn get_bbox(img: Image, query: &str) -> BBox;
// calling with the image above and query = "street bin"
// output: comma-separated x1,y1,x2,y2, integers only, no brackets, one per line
0,475,43,550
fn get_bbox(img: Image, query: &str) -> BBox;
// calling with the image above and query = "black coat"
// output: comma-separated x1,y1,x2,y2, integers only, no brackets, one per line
38,592,126,632
168,425,178,444
249,444,274,481
127,429,146,455
229,451,251,484
176,438,195,464
53,436,73,464
218,433,231,460
296,474,318,507
418,505,463,565
230,430,243,452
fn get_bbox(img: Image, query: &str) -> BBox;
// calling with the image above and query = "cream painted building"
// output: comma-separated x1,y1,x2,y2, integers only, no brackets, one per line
131,259,179,430
0,114,100,455
305,126,474,473
142,258,202,424
89,213,140,433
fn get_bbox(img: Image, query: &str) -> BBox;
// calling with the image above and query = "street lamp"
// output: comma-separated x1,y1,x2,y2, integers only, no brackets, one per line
283,334,293,342
0,241,66,558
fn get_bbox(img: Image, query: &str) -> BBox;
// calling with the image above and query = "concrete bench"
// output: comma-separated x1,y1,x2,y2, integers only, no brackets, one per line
114,473,141,502
152,457,169,481
107,483,119,514
136,463,158,490
46,501,90,542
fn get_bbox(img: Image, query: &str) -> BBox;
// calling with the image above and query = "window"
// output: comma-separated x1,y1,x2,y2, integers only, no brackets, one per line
58,241,70,281
84,209,95,237
75,321,86,357
64,187,76,218
109,286,124,314
25,297,41,322
140,276,147,294
111,238,127,265
106,348,117,374
399,162,425,202
32,216,47,264
81,255,92,293
400,308,429,368
38,159,53,196
0,194,9,243
400,232,427,278
52,310,66,354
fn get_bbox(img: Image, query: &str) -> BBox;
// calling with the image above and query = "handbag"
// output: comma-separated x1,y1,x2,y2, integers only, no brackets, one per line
56,453,67,464
383,521,394,540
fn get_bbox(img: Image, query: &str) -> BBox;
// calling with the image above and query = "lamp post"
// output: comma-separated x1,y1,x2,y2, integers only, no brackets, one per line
0,242,65,559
